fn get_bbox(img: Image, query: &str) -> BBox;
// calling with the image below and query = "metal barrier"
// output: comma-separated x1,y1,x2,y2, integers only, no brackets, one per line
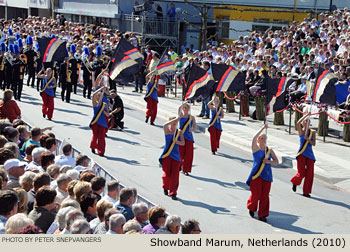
24,122,156,210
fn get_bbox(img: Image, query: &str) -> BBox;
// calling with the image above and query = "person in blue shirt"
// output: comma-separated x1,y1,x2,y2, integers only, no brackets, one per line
167,3,176,35
207,96,224,155
159,113,185,200
291,112,316,198
246,123,279,223
37,67,57,120
144,74,159,125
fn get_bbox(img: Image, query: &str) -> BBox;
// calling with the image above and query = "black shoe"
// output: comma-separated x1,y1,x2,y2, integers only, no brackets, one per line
203,116,210,119
212,151,216,155
132,90,138,92
91,149,96,154
48,118,52,121
171,195,177,200
184,172,189,176
99,153,104,157
303,193,311,198
139,90,143,93
150,122,155,126
163,189,168,196
145,117,149,123
292,184,297,192
249,210,254,218
43,114,46,118
197,114,204,117
258,216,267,223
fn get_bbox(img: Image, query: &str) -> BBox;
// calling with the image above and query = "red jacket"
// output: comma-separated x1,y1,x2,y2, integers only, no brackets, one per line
0,99,21,122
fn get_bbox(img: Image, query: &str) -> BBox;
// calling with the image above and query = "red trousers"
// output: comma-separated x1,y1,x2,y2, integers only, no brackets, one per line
146,97,157,123
247,177,271,218
41,92,54,119
291,155,314,194
209,126,222,152
179,139,194,173
162,156,180,196
90,123,107,155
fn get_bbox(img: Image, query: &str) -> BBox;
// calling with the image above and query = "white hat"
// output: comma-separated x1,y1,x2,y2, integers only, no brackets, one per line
4,159,27,171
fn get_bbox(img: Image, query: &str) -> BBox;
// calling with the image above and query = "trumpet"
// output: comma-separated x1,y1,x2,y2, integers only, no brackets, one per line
66,62,72,83
82,55,93,73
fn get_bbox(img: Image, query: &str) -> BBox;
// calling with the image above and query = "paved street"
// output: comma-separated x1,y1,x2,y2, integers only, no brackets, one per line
11,84,350,234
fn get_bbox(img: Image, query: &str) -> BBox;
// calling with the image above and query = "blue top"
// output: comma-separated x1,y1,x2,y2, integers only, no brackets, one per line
179,117,194,142
297,132,316,161
102,92,109,108
167,8,176,20
42,78,54,97
246,150,273,186
91,104,108,129
208,109,222,131
144,83,158,102
114,203,134,222
159,134,181,164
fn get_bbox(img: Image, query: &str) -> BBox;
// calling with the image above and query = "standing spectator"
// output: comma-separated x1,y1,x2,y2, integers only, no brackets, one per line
4,159,26,189
155,3,163,34
114,187,135,221
142,206,166,234
155,215,181,234
167,3,176,35
0,89,21,122
27,172,51,213
0,189,18,234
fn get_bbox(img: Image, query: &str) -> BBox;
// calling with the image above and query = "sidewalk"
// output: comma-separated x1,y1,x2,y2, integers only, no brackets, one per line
118,84,350,192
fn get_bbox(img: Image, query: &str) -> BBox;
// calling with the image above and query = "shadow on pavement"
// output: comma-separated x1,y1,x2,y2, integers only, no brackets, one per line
104,155,141,165
233,181,250,191
216,152,253,164
267,211,323,234
55,107,88,116
20,100,42,106
107,135,141,146
51,120,81,127
177,198,233,215
309,196,350,210
223,120,246,126
190,174,236,188
123,129,141,135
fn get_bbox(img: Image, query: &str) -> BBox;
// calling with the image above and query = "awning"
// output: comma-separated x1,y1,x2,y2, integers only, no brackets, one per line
55,8,120,19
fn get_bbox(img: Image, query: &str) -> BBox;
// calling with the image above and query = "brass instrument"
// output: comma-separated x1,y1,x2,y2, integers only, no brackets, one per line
33,56,37,68
0,53,5,71
66,62,72,83
101,55,110,65
20,65,25,80
82,55,92,73
19,54,27,64
5,52,14,66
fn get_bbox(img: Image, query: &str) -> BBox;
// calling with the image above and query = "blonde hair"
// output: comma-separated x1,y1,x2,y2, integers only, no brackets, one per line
5,213,34,234
73,181,92,203
168,116,176,121
13,188,28,214
97,199,113,221
257,133,267,142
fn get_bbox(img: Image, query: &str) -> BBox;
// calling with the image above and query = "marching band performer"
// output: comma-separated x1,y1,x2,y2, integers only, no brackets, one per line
179,103,196,176
81,46,93,99
11,43,26,101
37,67,57,120
24,36,37,88
291,112,316,198
207,96,224,155
0,42,6,90
35,43,42,91
69,44,79,94
144,74,159,125
159,112,185,200
59,50,72,102
5,44,14,91
246,124,279,222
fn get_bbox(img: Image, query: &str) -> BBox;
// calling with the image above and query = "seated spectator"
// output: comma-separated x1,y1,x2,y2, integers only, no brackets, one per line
0,89,21,122
4,142,20,160
23,144,38,163
114,187,135,221
4,127,19,145
4,159,26,189
123,219,141,234
132,202,149,228
66,169,79,180
13,188,28,214
290,75,308,102
26,147,48,172
39,135,50,149
21,127,41,151
89,200,113,232
17,225,43,234
101,180,119,204
27,172,51,213
75,154,90,172
40,152,55,172
91,176,105,201
80,191,98,222
64,179,79,201
28,186,57,233
106,214,126,234
0,135,7,148
141,206,166,234
5,213,34,234
70,219,91,234
49,206,75,234
55,143,75,168
155,215,181,234
55,174,72,205
182,219,201,234
16,125,29,150
0,168,8,189
0,189,19,234
0,148,15,165
59,164,73,174
60,198,81,210
93,208,119,234
19,171,36,192
45,137,57,153
73,181,92,203
60,209,84,234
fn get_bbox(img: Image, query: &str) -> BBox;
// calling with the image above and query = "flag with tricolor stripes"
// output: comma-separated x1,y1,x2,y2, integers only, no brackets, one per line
312,68,338,106
266,76,294,113
212,63,246,92
185,64,216,101
38,37,67,63
156,53,175,76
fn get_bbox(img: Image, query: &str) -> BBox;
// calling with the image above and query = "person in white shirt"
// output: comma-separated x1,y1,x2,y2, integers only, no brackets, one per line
55,174,72,205
55,143,75,168
100,180,119,204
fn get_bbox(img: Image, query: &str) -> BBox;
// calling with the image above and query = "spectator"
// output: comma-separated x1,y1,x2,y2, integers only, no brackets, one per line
40,152,55,172
114,187,135,221
27,172,51,213
106,214,126,234
47,164,61,183
155,215,181,234
23,144,38,163
64,179,79,201
60,209,84,234
0,148,15,165
13,188,28,214
80,191,98,222
55,143,75,167
0,89,21,122
4,159,26,189
19,171,35,192
73,181,92,203
26,147,48,172
142,206,166,234
182,219,201,234
123,219,141,233
132,202,149,228
90,199,113,232
101,180,119,204
0,168,8,189
0,135,7,148
51,206,75,234
75,154,90,172
45,137,57,153
21,127,41,152
5,213,34,234
93,208,119,234
91,176,105,201
16,125,29,150
167,3,176,35
4,142,20,161
0,189,19,234
59,164,73,174
55,174,72,204
66,169,80,180
70,219,91,234
28,186,57,233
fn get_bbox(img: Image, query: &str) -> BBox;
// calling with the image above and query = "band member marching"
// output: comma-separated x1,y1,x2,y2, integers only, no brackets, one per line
144,74,159,125
81,47,93,99
291,112,316,198
11,43,26,101
179,103,196,176
69,44,79,95
0,43,6,90
5,44,14,91
208,96,224,155
90,85,109,157
37,67,57,120
159,113,185,200
35,43,42,91
24,36,37,88
246,124,279,222
59,51,72,102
